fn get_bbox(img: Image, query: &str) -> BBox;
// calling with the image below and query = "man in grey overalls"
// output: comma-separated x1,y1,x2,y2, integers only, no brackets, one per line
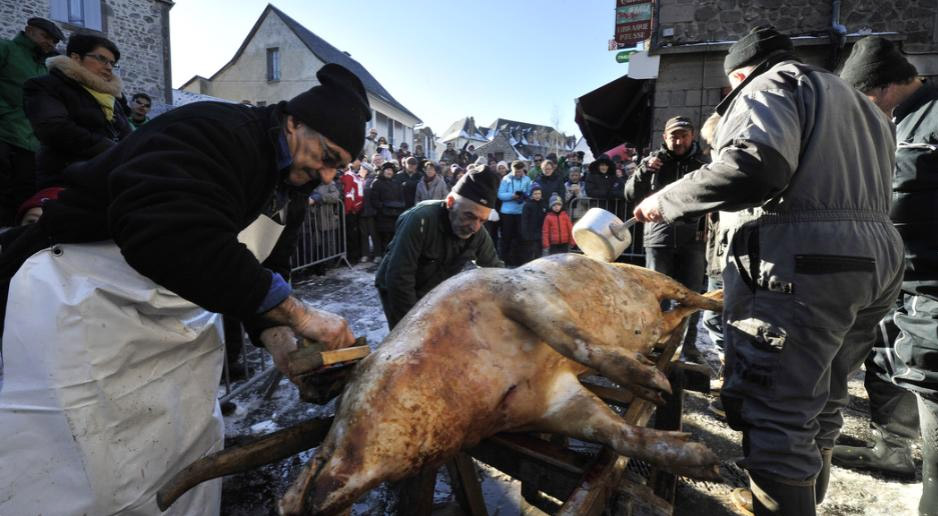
633,26,904,515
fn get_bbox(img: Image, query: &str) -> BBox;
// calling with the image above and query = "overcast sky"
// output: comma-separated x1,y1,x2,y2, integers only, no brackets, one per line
169,0,631,137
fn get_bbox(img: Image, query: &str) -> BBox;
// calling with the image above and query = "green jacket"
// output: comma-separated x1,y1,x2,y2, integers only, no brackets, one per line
0,33,47,151
129,116,150,130
375,200,503,326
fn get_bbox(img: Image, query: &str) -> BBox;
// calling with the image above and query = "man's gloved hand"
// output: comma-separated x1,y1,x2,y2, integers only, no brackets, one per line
264,296,355,350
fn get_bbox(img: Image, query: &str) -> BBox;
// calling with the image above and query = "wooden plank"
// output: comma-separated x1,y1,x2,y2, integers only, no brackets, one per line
674,361,712,393
485,434,592,475
617,476,673,516
446,453,489,516
650,365,684,505
467,437,586,500
556,320,688,516
395,467,436,516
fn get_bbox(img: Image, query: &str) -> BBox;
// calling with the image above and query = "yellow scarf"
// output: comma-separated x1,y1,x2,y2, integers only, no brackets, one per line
82,86,115,122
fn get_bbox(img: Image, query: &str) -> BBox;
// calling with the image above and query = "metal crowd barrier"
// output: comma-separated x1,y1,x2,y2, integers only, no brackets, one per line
568,196,646,263
291,200,352,273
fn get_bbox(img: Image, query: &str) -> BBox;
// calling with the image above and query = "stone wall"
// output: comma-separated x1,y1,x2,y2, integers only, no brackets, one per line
0,0,173,103
657,0,938,52
650,47,829,146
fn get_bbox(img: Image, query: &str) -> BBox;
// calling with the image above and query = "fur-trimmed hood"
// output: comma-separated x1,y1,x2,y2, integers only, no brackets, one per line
46,55,123,96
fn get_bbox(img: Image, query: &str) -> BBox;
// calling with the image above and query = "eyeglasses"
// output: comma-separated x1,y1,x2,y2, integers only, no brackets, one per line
316,133,347,170
84,53,119,69
134,99,151,108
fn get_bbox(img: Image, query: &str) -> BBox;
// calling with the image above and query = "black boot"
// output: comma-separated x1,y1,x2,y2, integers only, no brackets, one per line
750,471,816,516
831,426,915,477
815,448,832,505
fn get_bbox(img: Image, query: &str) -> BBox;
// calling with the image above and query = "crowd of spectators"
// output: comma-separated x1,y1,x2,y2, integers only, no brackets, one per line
334,142,641,270
0,20,152,231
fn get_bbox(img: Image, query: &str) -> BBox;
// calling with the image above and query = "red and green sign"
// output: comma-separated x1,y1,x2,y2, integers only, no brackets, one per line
615,0,653,46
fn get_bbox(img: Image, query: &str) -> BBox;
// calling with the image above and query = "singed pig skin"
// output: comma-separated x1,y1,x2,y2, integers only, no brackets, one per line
280,253,722,515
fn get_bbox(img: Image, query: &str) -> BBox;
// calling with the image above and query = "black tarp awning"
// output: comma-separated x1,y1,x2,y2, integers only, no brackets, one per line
575,75,653,157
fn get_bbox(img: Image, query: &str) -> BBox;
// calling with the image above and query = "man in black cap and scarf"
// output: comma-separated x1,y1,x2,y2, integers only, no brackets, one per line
632,25,904,515
836,36,938,515
375,165,504,329
0,63,370,515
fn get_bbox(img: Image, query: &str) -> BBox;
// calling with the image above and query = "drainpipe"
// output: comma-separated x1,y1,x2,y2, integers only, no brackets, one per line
827,0,848,70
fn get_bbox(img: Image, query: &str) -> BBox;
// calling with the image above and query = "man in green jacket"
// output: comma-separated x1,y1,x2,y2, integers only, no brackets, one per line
0,17,63,226
375,165,504,328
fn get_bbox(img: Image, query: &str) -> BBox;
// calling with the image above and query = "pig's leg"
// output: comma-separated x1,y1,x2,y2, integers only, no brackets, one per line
533,373,721,480
501,294,672,400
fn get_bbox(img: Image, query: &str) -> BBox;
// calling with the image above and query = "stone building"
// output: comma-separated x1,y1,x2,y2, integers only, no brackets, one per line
0,0,174,104
438,116,489,152
637,0,938,147
440,116,575,161
180,4,420,151
473,133,526,162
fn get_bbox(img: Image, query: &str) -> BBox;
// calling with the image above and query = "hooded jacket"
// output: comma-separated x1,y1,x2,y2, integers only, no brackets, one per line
624,142,707,247
0,32,48,151
24,55,131,188
585,158,617,199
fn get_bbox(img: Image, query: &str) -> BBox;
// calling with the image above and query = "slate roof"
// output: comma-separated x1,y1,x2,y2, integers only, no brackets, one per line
200,4,420,122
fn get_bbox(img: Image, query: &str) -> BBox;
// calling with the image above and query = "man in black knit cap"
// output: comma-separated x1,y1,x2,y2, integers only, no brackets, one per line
0,63,369,514
632,26,904,515
375,165,504,328
836,36,938,516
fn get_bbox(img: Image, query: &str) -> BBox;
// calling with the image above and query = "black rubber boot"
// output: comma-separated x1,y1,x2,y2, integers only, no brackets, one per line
815,447,832,505
750,471,816,516
831,426,915,477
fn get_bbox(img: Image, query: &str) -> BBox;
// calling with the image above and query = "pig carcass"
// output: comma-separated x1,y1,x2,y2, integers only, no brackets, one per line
280,253,722,515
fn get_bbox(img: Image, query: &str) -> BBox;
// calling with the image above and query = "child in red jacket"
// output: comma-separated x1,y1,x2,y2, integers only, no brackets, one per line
542,193,573,255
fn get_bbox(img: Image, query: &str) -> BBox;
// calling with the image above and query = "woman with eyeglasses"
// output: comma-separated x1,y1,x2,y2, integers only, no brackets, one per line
23,31,131,189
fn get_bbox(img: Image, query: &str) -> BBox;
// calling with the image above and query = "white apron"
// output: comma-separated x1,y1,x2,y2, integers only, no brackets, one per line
0,215,284,515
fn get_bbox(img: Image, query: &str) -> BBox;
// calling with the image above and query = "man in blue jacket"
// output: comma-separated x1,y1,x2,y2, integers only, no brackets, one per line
497,160,533,265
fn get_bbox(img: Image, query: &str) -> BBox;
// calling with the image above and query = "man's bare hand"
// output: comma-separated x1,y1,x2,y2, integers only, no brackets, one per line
260,326,301,382
264,296,355,350
643,157,663,172
292,304,355,350
634,193,664,223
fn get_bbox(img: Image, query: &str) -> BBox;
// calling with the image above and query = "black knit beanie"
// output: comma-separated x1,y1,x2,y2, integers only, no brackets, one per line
286,63,372,158
839,36,918,92
724,25,795,75
452,165,500,208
